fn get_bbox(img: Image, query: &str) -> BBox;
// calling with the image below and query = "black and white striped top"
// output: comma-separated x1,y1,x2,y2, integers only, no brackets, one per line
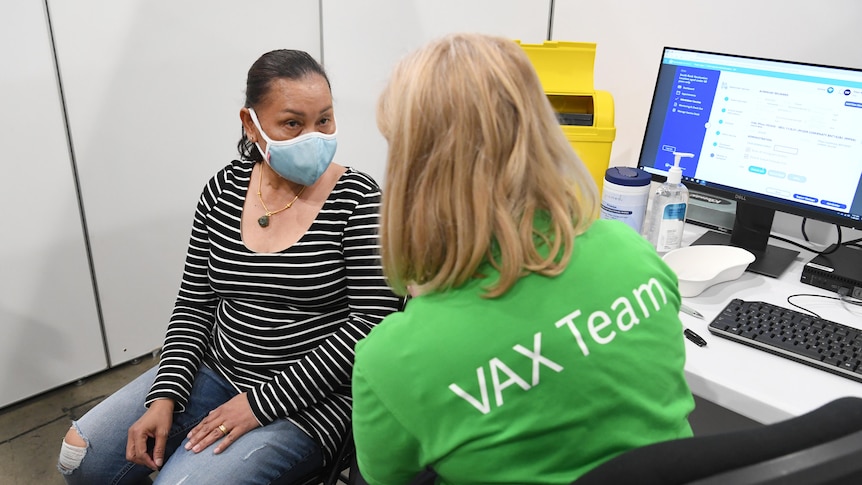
145,159,402,462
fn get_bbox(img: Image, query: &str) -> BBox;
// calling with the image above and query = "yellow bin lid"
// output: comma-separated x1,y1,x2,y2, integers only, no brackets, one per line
515,40,596,95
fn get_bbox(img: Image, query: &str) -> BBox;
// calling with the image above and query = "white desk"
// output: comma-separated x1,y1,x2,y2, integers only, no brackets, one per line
679,224,862,424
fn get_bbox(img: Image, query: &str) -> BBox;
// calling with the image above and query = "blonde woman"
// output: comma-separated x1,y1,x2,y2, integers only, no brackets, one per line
351,33,695,484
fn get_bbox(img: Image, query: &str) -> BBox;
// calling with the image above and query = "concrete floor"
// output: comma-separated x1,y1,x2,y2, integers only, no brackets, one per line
0,354,158,485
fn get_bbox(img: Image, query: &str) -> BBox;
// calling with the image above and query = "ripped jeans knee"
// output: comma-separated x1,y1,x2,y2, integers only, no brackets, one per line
57,423,88,475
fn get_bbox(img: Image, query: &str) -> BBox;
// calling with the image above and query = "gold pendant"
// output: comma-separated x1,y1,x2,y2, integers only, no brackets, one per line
258,215,270,227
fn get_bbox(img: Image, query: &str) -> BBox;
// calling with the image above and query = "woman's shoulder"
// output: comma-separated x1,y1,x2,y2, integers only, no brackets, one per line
203,159,253,188
221,159,255,179
195,158,245,191
572,219,672,272
355,310,417,372
336,168,382,195
357,295,452,356
580,219,652,250
572,219,677,283
194,160,253,210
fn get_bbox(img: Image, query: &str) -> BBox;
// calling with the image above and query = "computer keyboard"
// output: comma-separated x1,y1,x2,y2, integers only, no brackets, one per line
708,299,862,384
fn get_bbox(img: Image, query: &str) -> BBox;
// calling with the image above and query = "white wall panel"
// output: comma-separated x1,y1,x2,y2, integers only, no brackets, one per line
0,1,105,407
323,0,552,184
48,0,321,365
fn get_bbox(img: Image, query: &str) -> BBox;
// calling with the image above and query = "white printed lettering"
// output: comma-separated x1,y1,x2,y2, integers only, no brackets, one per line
449,367,491,414
555,310,589,356
632,278,668,318
587,310,616,344
611,296,640,330
512,332,564,385
449,276,671,415
489,358,531,407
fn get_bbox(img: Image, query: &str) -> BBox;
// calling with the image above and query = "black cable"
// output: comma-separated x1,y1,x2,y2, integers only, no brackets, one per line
837,287,862,309
732,216,842,256
771,229,843,255
786,293,845,318
797,217,862,252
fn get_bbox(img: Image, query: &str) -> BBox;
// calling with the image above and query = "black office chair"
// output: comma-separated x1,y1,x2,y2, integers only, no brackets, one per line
284,428,355,485
573,396,862,485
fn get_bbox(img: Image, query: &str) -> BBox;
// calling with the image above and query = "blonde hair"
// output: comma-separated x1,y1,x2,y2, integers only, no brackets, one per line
378,33,599,298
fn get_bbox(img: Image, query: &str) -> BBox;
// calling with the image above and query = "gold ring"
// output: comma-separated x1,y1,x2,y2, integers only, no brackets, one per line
218,424,228,436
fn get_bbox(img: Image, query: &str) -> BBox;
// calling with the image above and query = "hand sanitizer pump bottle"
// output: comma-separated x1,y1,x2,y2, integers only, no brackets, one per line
644,152,693,253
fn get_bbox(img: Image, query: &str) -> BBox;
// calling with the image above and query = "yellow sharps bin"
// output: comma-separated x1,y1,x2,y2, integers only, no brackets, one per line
515,40,616,194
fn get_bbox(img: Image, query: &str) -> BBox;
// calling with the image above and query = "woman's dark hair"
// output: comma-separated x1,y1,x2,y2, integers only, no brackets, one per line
237,49,331,161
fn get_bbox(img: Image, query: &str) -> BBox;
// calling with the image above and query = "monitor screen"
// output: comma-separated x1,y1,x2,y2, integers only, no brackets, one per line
637,47,862,276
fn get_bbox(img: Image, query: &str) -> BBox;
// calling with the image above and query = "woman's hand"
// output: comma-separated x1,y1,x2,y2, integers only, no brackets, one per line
126,398,175,471
185,392,261,454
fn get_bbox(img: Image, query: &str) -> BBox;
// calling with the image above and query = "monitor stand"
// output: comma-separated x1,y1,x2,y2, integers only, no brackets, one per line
689,202,799,278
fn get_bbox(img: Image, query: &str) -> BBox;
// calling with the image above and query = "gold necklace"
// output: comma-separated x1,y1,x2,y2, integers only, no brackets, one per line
256,165,306,228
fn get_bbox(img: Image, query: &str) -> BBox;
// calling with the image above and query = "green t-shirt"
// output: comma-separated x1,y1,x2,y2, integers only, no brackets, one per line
353,219,694,485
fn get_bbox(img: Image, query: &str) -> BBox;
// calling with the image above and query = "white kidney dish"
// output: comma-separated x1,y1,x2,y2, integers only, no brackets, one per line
662,245,756,297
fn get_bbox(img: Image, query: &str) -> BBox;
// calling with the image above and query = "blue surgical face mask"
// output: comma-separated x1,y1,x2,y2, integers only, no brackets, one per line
248,108,337,186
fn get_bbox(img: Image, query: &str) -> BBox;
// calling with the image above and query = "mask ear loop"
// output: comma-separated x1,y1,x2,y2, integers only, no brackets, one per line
247,108,271,161
254,142,269,161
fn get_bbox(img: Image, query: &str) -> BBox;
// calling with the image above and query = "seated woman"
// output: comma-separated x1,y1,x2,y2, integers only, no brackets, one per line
352,33,695,485
57,49,402,485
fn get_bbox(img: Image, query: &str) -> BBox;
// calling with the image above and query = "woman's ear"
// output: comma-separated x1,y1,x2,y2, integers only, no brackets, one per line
239,107,257,143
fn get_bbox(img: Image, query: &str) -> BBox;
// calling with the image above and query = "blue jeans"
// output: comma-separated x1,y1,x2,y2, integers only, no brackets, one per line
59,365,322,485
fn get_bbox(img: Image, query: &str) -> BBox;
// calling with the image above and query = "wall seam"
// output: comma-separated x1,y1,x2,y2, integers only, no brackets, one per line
42,0,112,367
319,0,326,65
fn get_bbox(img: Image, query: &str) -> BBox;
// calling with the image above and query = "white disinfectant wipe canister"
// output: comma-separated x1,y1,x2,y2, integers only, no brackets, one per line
599,166,652,233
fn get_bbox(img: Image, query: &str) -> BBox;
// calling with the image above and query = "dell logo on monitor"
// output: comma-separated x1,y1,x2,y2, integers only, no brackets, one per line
735,194,747,201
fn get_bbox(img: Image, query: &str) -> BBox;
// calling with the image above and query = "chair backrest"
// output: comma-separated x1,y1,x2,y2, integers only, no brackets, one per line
692,427,862,485
572,396,862,485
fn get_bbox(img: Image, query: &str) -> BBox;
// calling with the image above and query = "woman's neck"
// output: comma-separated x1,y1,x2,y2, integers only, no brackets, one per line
260,162,304,195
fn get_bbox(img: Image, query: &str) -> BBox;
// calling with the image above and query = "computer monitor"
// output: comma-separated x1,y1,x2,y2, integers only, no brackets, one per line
637,47,862,277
